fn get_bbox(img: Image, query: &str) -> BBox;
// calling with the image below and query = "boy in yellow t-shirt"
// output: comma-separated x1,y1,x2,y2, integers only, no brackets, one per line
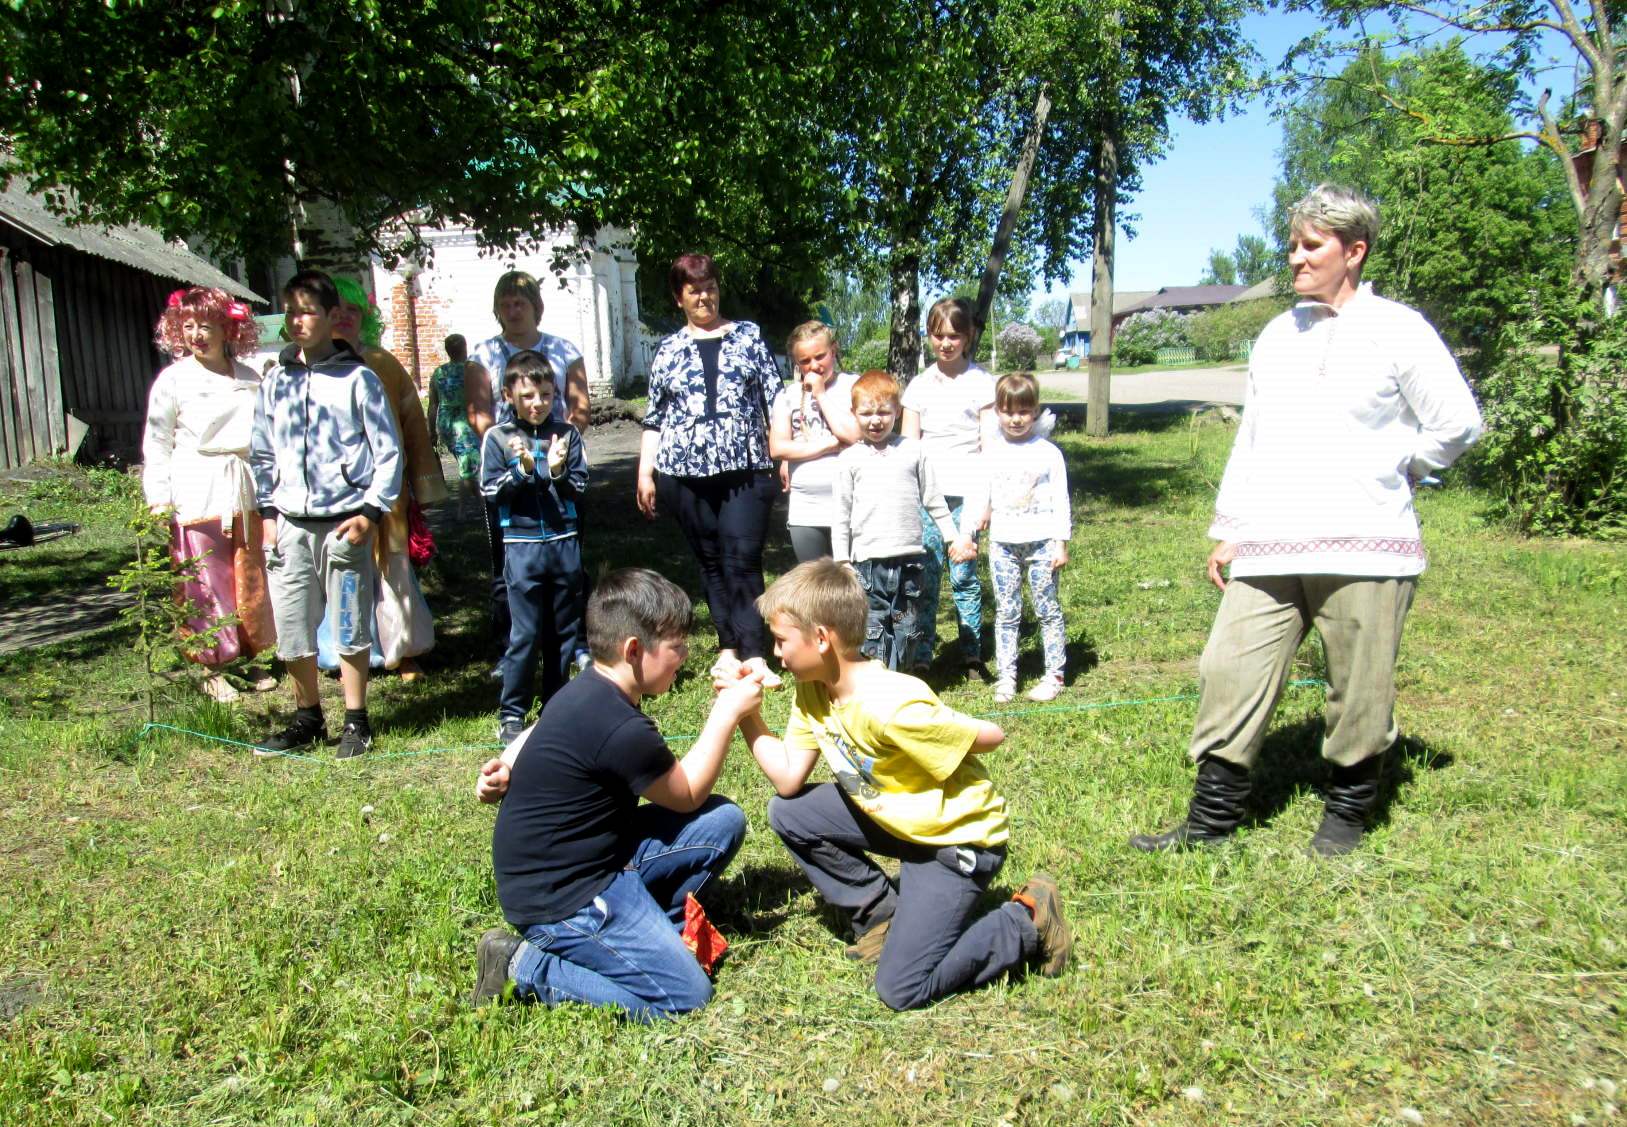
727,558,1071,1010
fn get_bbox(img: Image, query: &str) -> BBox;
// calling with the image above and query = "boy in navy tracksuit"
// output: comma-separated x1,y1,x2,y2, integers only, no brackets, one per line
480,349,588,744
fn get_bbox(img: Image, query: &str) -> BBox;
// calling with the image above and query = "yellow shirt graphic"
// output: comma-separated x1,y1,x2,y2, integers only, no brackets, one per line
784,664,1010,847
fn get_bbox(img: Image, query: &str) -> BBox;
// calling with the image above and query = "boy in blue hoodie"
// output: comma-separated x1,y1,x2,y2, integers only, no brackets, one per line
479,350,588,745
250,270,403,759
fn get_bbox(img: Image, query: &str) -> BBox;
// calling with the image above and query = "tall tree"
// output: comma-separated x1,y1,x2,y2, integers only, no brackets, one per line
1201,249,1239,284
1270,44,1574,352
1293,0,1624,313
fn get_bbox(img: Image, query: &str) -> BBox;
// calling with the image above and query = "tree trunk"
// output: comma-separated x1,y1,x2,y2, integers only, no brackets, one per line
973,83,1053,344
1574,117,1623,315
888,250,922,380
291,194,368,280
1086,131,1117,438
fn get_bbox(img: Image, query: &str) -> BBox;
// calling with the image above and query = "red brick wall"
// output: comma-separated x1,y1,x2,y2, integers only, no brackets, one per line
386,282,453,392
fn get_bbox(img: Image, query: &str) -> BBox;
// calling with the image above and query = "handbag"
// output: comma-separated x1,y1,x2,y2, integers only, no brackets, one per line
406,498,436,566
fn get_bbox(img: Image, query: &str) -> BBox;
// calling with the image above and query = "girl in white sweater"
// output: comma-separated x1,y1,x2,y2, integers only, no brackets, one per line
954,373,1072,703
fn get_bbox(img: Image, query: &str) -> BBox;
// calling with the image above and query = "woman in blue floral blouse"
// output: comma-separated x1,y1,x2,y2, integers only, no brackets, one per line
637,253,785,671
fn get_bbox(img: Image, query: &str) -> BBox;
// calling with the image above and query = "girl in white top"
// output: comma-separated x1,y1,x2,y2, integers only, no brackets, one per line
142,287,277,701
900,296,997,676
954,373,1072,703
770,321,860,562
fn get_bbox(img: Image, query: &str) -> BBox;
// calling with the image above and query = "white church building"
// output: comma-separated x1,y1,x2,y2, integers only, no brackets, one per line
370,224,658,400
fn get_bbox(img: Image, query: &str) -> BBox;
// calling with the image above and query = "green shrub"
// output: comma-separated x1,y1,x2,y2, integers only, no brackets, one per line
1470,302,1627,538
1187,298,1288,362
847,336,890,373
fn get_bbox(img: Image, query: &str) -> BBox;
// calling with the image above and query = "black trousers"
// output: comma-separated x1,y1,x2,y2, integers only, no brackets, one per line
656,469,777,659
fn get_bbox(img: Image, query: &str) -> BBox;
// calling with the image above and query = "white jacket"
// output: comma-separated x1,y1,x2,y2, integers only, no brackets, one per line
142,356,262,531
1212,285,1482,578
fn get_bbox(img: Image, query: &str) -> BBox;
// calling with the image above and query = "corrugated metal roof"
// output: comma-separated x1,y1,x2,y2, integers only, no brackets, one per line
0,178,262,302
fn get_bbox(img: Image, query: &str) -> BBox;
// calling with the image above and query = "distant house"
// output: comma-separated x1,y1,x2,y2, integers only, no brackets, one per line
1059,289,1154,353
371,223,656,398
1232,277,1282,303
1117,283,1251,320
1059,283,1252,354
0,179,261,469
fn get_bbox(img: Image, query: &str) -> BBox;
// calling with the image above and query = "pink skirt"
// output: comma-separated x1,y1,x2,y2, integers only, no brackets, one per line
171,515,277,667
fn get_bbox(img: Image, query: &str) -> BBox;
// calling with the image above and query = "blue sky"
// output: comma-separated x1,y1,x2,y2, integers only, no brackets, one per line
1035,7,1325,303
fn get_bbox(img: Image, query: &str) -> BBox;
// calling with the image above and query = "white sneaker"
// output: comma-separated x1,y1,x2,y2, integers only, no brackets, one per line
1025,676,1064,702
993,678,1017,704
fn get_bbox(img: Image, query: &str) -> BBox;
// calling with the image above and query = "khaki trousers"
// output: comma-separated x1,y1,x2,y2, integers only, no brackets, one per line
1189,575,1416,769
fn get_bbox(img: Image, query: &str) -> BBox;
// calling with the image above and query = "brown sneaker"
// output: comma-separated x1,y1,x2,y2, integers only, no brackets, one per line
471,928,521,1007
844,918,891,963
1013,872,1071,977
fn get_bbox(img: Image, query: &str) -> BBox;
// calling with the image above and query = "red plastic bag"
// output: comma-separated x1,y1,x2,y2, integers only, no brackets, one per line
407,499,435,566
680,893,728,975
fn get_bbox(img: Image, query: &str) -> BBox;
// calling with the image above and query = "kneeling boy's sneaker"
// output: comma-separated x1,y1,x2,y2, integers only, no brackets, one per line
471,928,522,1007
255,715,325,757
844,918,891,964
497,719,527,747
1013,872,1071,977
335,721,372,760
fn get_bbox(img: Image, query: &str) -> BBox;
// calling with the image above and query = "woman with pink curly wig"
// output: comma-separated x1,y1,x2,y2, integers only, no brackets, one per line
142,286,277,701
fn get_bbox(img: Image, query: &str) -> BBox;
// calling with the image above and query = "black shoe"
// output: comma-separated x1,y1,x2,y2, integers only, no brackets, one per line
961,660,991,684
255,714,325,757
497,719,527,746
1130,755,1252,852
471,928,522,1007
335,721,373,760
1309,758,1382,857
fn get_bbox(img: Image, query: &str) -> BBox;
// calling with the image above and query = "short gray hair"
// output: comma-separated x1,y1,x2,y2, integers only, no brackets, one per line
1289,183,1381,254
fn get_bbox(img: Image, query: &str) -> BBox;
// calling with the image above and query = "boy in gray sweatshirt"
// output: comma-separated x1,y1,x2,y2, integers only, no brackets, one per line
831,370,959,671
250,270,403,759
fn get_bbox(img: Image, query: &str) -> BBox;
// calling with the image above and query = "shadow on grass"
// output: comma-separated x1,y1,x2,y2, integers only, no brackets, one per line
706,861,809,938
1246,722,1450,833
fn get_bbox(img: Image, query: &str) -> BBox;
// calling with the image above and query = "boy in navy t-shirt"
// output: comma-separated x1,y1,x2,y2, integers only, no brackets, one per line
471,568,762,1020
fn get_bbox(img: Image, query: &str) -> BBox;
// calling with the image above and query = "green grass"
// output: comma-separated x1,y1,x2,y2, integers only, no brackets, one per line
1,416,1623,1125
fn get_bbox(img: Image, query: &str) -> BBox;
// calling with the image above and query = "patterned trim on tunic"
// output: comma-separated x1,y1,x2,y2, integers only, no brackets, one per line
1234,537,1426,559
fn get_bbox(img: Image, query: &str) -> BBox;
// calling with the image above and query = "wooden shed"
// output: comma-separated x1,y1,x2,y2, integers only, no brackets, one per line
0,180,261,469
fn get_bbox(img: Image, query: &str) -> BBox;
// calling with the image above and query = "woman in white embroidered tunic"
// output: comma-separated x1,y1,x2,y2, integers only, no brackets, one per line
143,287,277,702
1130,184,1483,858
636,253,785,674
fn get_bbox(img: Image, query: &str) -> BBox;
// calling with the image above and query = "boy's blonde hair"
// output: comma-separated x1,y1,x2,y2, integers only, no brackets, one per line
851,369,901,408
757,559,867,655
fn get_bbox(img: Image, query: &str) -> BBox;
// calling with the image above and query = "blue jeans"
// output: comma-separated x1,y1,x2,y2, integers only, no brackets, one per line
508,796,746,1022
853,554,929,671
919,496,982,664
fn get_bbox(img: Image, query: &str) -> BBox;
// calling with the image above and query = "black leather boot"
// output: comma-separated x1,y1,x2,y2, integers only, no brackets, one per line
1130,756,1252,852
1308,757,1382,857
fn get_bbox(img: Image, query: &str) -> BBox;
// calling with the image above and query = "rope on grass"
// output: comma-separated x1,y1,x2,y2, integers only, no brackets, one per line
114,679,1330,765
